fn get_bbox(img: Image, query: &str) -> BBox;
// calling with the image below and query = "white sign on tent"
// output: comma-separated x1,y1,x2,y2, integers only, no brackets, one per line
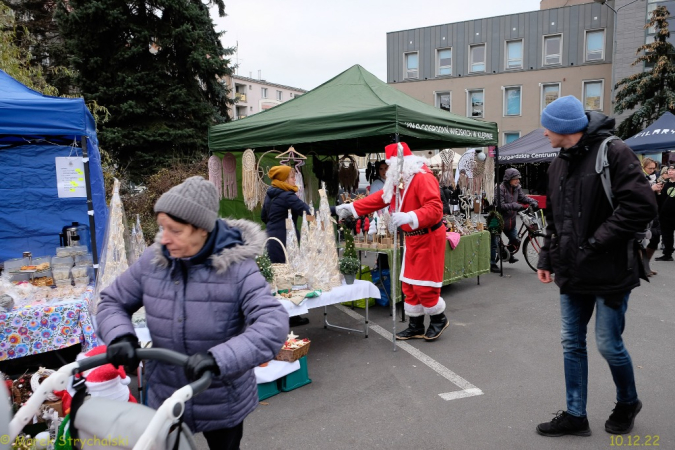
55,157,87,198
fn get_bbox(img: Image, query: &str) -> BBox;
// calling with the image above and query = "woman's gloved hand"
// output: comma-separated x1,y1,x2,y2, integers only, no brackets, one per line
185,353,220,381
336,204,354,219
106,334,140,369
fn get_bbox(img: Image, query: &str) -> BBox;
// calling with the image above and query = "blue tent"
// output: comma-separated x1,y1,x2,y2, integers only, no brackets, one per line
0,70,107,263
624,112,675,154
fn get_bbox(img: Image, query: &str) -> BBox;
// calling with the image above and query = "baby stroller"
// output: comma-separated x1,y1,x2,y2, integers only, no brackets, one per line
3,348,212,450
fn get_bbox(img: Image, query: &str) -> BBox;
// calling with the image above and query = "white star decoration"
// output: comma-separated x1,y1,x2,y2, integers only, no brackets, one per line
287,331,300,341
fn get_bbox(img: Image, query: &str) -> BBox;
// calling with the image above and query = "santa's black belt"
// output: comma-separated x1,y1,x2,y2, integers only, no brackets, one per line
404,221,444,237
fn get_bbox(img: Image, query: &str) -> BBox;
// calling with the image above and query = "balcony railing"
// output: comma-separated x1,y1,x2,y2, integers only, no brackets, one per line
235,93,247,102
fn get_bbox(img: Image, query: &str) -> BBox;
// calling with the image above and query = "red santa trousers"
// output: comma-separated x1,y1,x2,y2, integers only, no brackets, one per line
402,283,445,316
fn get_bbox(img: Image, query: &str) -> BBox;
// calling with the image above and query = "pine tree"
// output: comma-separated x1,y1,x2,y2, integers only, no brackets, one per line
0,2,59,95
55,0,235,180
3,0,74,95
614,5,675,138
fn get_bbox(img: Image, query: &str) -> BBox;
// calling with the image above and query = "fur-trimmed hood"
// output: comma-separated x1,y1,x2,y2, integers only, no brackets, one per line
152,218,267,274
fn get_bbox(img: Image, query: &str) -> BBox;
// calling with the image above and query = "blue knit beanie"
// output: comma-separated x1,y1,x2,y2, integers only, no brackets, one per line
541,95,589,134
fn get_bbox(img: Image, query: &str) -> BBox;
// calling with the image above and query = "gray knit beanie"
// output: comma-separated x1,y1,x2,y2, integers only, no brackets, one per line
154,176,219,232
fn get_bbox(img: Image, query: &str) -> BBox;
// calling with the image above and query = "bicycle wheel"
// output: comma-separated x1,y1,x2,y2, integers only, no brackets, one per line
523,232,546,272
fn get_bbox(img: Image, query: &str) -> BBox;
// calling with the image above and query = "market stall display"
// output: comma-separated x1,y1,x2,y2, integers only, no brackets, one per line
0,70,107,264
0,285,97,361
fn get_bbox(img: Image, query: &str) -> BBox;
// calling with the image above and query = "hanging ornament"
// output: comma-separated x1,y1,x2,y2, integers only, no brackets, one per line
222,152,238,200
242,149,258,211
208,155,223,199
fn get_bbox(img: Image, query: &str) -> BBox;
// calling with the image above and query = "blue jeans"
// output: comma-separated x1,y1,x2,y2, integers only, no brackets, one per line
560,293,638,417
490,227,519,264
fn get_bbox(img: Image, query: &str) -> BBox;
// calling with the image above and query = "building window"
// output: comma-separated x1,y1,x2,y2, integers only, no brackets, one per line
506,40,523,69
405,52,419,79
583,80,603,111
276,90,283,101
585,30,605,61
544,34,562,65
470,44,486,73
436,48,452,76
504,86,522,116
435,92,451,112
541,83,561,111
290,93,294,98
504,132,520,145
261,87,268,98
467,89,484,118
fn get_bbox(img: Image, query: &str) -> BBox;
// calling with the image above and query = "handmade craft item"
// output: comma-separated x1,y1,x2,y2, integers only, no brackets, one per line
285,210,302,274
221,152,238,200
94,179,129,313
338,155,359,194
208,155,223,199
242,149,259,210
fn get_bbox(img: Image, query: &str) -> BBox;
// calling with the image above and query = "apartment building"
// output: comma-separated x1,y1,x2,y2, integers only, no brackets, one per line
227,75,306,120
386,0,614,146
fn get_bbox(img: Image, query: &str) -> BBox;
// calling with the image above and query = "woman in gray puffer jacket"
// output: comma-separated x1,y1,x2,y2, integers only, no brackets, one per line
97,176,289,450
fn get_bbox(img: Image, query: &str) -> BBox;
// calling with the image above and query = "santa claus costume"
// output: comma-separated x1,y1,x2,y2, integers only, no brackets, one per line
339,142,448,340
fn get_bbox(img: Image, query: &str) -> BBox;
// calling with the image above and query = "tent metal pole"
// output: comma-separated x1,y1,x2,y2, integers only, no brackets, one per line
391,134,403,351
81,136,100,280
495,145,503,277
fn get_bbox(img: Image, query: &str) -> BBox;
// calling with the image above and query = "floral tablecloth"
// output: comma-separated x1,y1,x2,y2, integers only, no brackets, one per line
0,287,98,361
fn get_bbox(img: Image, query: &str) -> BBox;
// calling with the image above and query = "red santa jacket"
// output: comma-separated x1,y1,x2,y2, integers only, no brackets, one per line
352,166,445,287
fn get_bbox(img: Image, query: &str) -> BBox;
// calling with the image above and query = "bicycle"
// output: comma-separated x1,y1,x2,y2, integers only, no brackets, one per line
496,205,546,272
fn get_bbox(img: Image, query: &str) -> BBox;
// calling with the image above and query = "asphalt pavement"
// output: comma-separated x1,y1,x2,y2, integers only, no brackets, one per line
195,254,675,450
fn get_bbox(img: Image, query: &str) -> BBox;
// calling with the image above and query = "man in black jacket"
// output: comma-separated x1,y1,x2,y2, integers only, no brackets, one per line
536,96,657,438
655,164,675,261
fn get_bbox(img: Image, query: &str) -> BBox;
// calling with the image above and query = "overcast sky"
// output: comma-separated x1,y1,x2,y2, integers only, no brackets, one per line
210,0,543,90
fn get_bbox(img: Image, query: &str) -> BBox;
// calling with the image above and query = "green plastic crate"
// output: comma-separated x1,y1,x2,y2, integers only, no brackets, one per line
257,380,281,401
280,356,312,392
341,265,375,308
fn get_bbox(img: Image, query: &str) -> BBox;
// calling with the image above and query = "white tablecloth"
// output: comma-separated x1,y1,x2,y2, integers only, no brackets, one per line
254,359,301,383
279,280,380,317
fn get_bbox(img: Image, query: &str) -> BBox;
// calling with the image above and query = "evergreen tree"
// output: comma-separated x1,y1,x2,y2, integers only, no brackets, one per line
0,2,59,95
55,0,234,180
614,5,675,138
2,0,74,94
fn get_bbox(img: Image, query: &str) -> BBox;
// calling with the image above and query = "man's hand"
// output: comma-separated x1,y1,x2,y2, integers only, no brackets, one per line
537,269,553,284
652,183,664,193
391,212,413,227
336,204,354,219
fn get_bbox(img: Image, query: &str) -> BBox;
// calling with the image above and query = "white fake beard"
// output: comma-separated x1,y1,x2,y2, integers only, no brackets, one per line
381,155,426,203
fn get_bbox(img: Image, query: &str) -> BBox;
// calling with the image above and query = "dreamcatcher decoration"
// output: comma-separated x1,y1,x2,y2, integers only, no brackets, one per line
472,154,485,196
439,149,455,187
277,146,307,202
222,152,238,200
242,149,260,210
208,155,223,199
456,149,476,193
338,155,359,194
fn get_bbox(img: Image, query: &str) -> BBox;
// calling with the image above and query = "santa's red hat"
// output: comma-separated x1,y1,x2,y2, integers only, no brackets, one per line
385,142,413,160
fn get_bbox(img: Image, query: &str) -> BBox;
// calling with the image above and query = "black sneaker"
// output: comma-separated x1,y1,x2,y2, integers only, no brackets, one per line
508,256,519,264
655,254,673,261
605,400,642,434
536,411,592,437
490,265,501,273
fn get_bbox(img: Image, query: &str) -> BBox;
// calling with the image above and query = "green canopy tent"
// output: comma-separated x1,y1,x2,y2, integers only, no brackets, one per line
209,64,498,154
208,64,498,221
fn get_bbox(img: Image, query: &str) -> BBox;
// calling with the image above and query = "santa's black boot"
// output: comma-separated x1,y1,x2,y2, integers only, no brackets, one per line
424,313,449,341
395,315,425,340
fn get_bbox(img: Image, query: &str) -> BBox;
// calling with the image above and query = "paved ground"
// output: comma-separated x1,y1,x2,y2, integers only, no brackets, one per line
187,255,675,450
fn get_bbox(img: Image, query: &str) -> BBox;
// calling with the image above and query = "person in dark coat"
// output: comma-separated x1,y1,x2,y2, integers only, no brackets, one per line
261,165,311,263
261,165,312,327
655,164,675,261
97,176,289,450
490,168,538,272
536,96,657,438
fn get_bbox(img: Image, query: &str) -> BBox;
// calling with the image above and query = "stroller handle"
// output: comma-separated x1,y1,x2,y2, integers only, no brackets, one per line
74,348,213,395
